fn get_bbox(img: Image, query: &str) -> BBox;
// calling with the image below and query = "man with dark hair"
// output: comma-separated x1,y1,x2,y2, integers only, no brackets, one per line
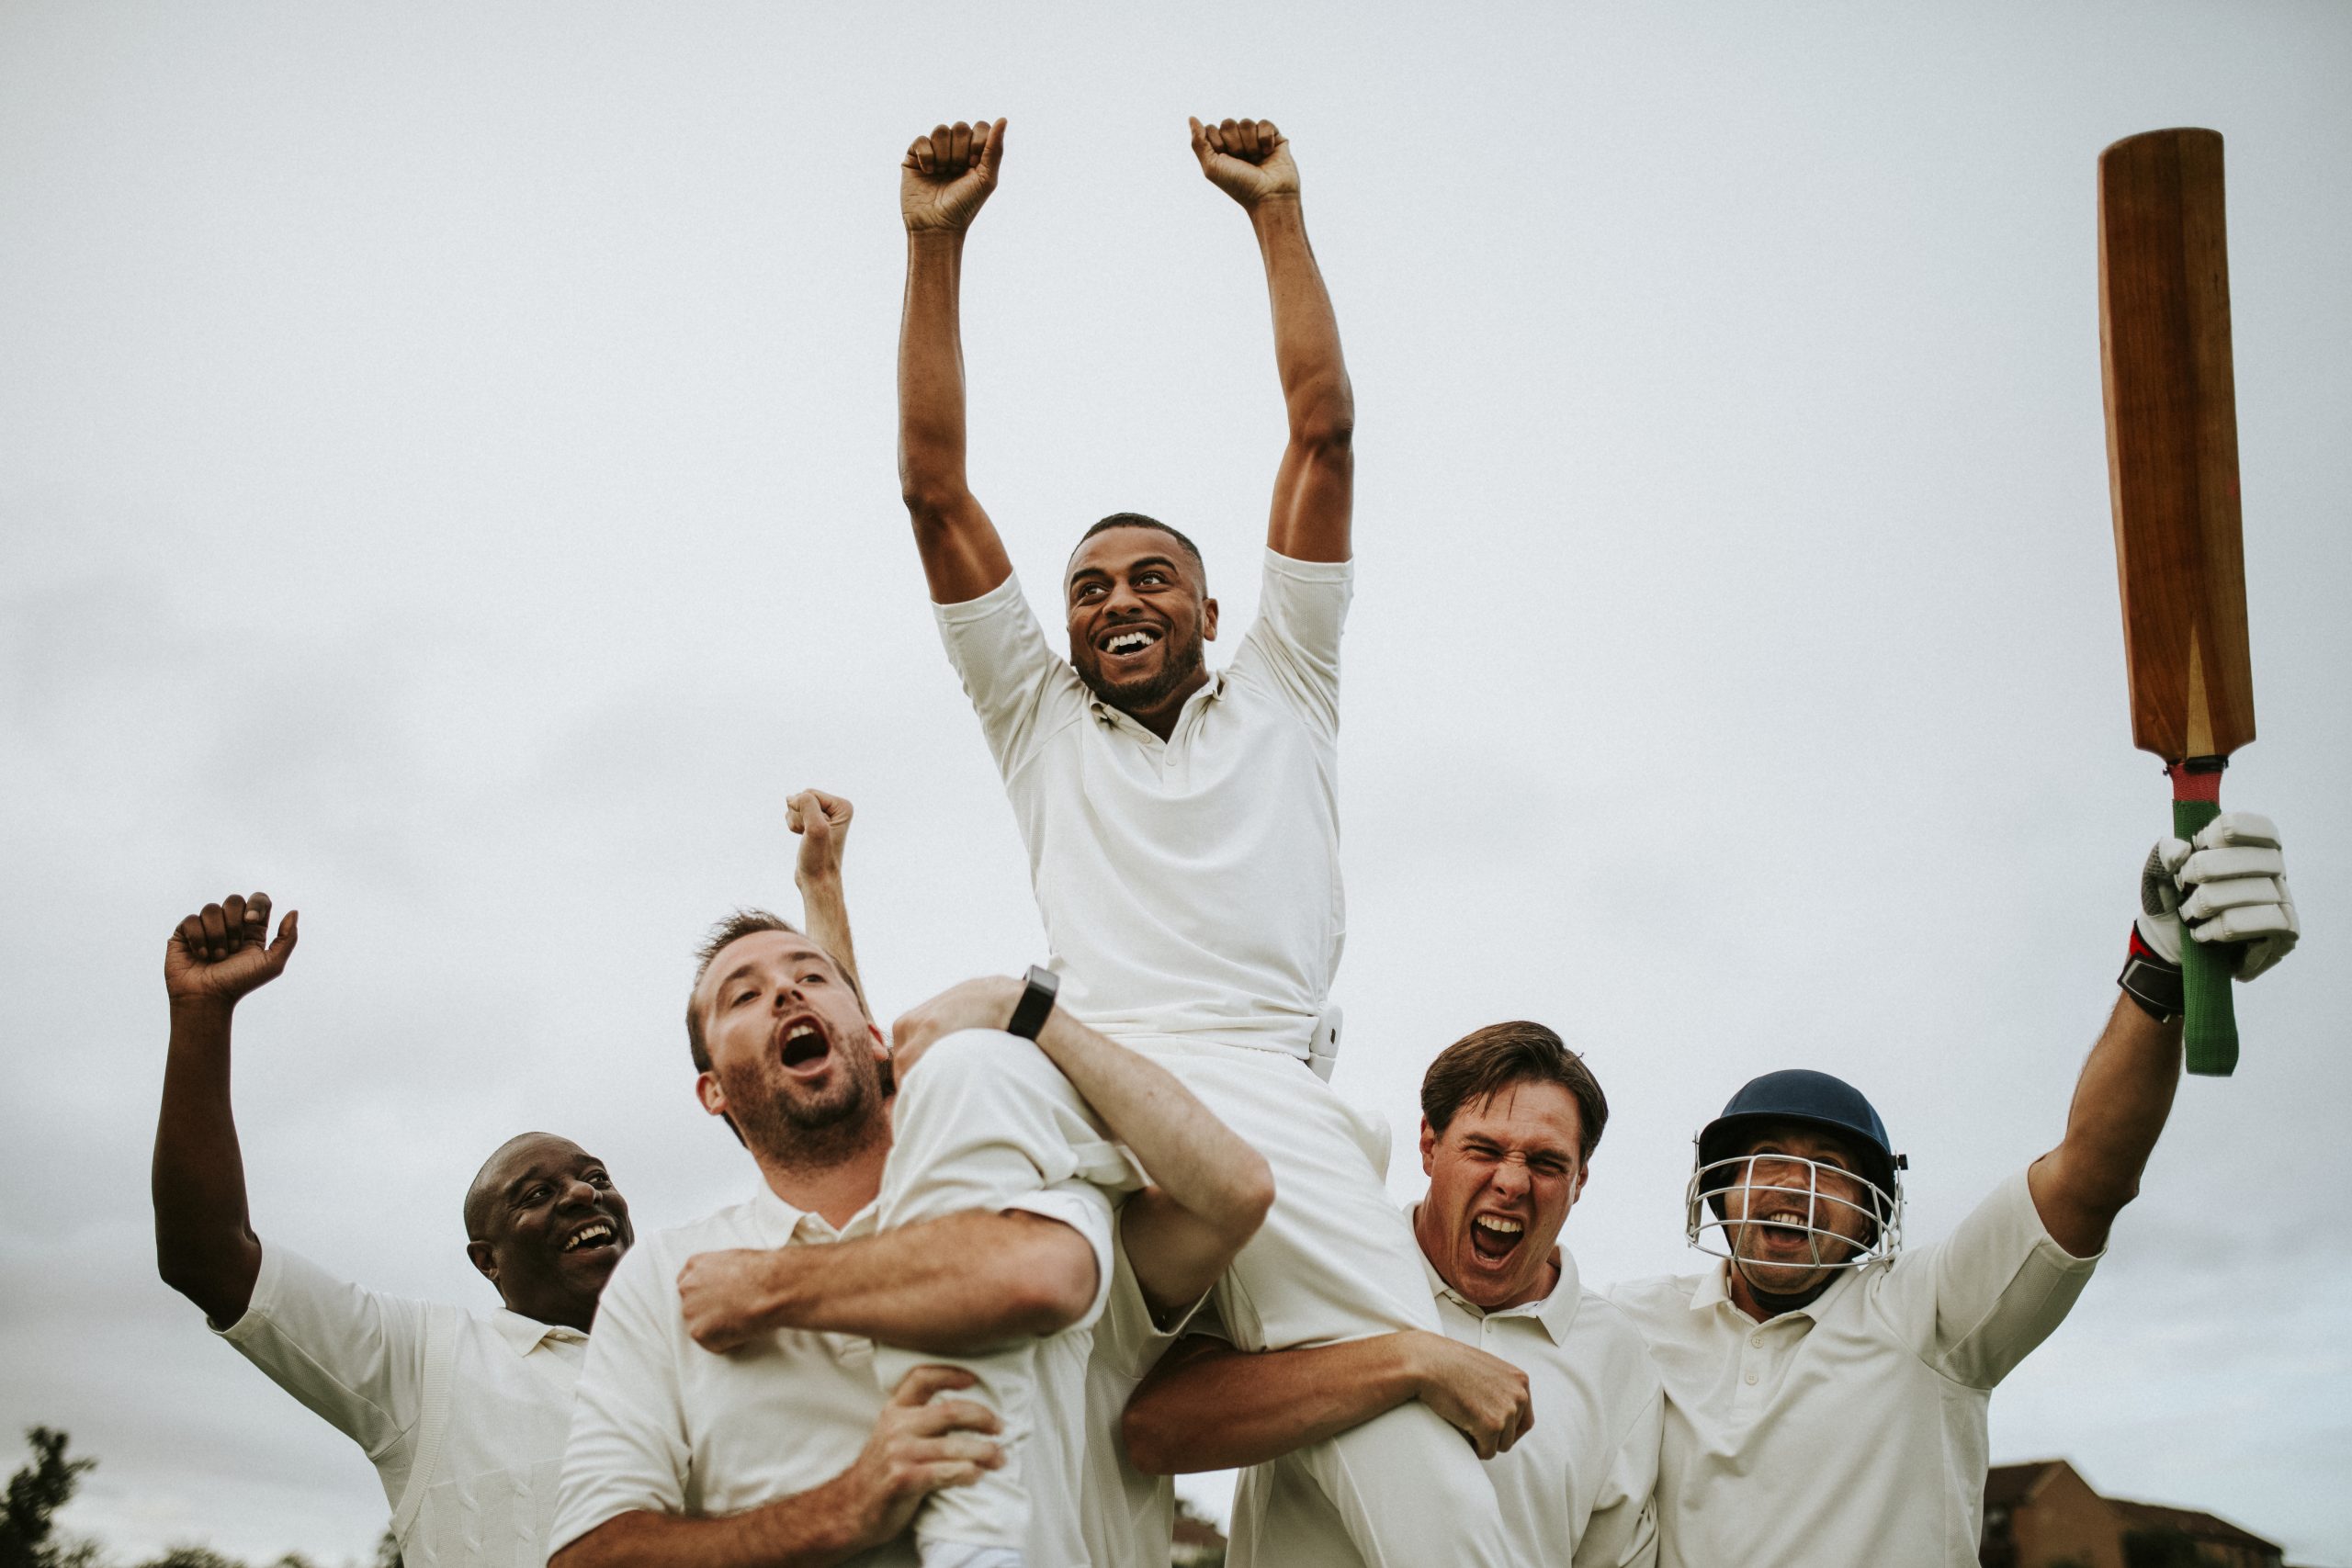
153,891,636,1568
1124,1021,1663,1568
549,805,1272,1568
898,114,1521,1566
1605,815,2300,1567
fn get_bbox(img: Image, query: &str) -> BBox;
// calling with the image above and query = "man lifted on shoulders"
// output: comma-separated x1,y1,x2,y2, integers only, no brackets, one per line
897,116,1517,1565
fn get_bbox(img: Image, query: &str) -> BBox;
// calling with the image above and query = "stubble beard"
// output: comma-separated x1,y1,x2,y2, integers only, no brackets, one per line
1077,626,1206,716
724,1051,889,1171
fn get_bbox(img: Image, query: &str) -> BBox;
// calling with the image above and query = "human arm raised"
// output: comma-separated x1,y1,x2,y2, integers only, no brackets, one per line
899,118,1014,604
788,788,865,1010
892,977,1276,1322
2028,813,2298,1256
152,892,300,1325
1122,1328,1532,1473
549,1365,1001,1568
1192,117,1354,564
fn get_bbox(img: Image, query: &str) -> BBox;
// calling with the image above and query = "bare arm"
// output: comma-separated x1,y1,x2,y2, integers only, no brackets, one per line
153,893,300,1325
552,1366,1002,1568
892,977,1275,1323
898,119,1013,604
788,789,865,1010
1192,118,1354,563
2026,995,2181,1258
1124,1326,1532,1472
679,1208,1097,1356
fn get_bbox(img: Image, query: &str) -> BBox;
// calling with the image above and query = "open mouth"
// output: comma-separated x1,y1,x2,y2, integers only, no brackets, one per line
1751,1208,1815,1247
562,1219,618,1255
1098,626,1163,660
1468,1213,1525,1264
779,1021,830,1072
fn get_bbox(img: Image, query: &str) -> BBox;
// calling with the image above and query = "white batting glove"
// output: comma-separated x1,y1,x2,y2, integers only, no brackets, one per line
2133,812,2300,981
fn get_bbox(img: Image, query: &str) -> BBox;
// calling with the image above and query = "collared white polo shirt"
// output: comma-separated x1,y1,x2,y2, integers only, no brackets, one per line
934,550,1352,1058
548,1180,1112,1567
1608,1168,2099,1568
1416,1209,1662,1568
215,1239,587,1568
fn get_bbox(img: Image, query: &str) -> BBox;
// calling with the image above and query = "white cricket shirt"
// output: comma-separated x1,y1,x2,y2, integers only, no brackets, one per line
1414,1208,1662,1568
935,551,1352,1058
1078,1224,1213,1568
1608,1168,2099,1568
548,1181,1113,1567
215,1240,586,1568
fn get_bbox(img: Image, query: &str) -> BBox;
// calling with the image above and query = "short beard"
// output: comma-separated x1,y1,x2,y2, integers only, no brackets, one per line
1076,626,1206,715
723,1052,888,1172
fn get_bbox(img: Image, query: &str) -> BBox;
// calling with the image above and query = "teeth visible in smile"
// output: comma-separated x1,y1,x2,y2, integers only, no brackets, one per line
564,1222,615,1253
1473,1216,1523,1236
1105,630,1154,654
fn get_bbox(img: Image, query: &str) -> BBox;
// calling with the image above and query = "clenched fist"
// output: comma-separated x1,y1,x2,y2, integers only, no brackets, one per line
902,118,1006,234
788,788,853,890
1190,117,1299,210
165,892,298,1010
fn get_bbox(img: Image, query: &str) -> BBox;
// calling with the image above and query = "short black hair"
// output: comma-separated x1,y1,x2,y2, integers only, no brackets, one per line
1072,513,1207,577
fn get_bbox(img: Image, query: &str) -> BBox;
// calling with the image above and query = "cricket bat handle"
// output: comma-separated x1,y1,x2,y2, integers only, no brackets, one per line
2169,761,2238,1077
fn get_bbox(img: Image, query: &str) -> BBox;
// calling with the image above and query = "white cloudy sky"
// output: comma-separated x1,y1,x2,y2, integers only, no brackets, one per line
3,2,2346,1562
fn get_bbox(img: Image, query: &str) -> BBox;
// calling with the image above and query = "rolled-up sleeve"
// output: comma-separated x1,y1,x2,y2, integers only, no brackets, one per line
933,574,1087,778
548,1244,691,1554
213,1240,430,1504
1892,1168,2101,1390
1006,1181,1119,1333
1228,551,1352,737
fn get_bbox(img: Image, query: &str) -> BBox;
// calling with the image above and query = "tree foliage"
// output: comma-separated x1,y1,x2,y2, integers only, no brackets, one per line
0,1427,96,1568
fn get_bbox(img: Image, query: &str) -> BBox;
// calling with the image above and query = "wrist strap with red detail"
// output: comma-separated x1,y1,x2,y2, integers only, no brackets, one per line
2119,925,2185,1021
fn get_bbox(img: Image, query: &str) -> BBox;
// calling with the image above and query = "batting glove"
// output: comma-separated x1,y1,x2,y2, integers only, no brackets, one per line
2133,811,2300,981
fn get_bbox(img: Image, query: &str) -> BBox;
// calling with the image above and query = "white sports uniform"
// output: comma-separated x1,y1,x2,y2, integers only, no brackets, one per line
1077,1223,1212,1568
215,1240,585,1568
1608,1168,2099,1568
936,552,1516,1567
550,1030,1125,1567
1229,1206,1664,1568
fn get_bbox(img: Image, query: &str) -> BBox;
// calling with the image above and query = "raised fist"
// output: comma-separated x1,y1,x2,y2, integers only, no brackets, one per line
788,788,853,889
1190,117,1300,210
165,892,298,1009
902,119,1006,234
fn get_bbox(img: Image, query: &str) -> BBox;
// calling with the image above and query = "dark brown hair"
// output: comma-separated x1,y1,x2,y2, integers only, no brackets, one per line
1420,1021,1609,1161
684,908,802,1072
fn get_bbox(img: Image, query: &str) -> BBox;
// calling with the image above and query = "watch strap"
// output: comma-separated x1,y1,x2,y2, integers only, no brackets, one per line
1007,965,1059,1040
2120,924,2185,1022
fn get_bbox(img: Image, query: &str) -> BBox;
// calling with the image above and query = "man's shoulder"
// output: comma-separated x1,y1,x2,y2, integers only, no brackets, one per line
609,1201,773,1301
1603,1270,1709,1333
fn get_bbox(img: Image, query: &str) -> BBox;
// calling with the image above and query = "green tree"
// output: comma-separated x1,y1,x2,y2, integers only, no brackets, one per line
0,1427,97,1568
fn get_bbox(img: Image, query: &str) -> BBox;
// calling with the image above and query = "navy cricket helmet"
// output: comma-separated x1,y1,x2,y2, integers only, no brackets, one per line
1687,1069,1908,1261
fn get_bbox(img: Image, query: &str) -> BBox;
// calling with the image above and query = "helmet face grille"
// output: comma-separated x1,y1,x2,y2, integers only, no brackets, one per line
1683,1152,1905,1269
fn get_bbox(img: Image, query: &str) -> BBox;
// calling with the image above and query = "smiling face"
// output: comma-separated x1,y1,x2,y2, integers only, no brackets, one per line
1719,1122,1877,1307
690,930,890,1168
1064,525,1218,720
463,1133,633,1332
1416,1079,1589,1311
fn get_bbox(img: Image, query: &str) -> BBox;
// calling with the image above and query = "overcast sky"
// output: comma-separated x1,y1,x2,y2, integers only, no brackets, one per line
3,2,2346,1562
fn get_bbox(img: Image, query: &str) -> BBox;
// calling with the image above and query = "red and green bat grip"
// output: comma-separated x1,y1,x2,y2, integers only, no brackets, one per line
2170,760,2237,1077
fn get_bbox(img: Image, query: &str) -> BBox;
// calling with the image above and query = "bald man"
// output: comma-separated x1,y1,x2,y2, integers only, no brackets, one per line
153,891,636,1568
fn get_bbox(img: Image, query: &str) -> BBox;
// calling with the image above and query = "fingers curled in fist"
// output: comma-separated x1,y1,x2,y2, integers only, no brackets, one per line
901,118,1008,234
1197,117,1283,164
166,890,300,1004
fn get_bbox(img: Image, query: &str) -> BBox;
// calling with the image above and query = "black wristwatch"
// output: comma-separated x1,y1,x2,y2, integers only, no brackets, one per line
1007,965,1060,1040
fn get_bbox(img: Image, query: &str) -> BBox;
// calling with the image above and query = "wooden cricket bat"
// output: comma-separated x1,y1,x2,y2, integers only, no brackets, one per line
2098,127,2254,1077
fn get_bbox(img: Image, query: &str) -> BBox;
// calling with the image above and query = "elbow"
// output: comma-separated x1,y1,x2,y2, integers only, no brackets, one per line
1120,1398,1181,1477
1224,1156,1277,1240
1001,1237,1099,1337
1286,383,1355,455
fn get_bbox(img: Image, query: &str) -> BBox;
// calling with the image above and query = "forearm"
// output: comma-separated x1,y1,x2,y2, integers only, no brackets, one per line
1032,1010,1272,1235
551,1483,867,1568
152,998,263,1318
1250,197,1352,444
2029,993,2183,1254
756,1211,1086,1354
898,231,973,513
797,870,865,1013
1124,1335,1420,1474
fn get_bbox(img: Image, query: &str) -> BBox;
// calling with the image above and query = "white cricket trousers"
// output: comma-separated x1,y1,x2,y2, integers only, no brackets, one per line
870,1029,1140,1568
1124,1035,1517,1568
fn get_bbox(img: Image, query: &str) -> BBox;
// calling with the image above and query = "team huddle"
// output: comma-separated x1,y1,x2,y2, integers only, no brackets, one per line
149,119,2302,1568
